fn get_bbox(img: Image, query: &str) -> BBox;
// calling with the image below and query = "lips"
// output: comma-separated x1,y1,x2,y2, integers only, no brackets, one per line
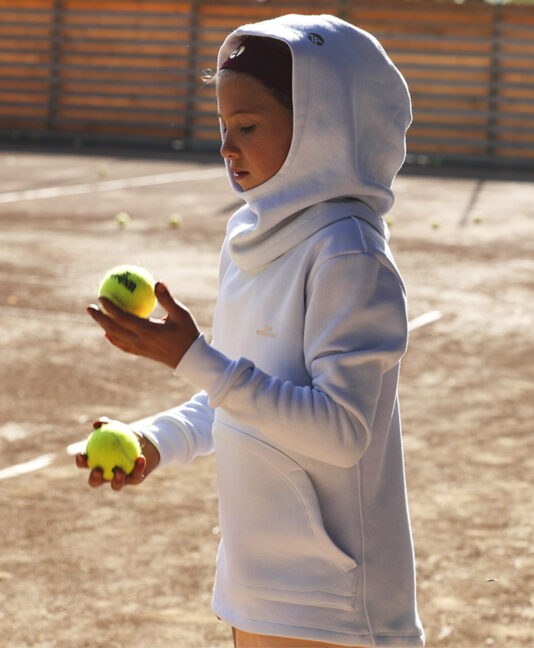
231,168,249,181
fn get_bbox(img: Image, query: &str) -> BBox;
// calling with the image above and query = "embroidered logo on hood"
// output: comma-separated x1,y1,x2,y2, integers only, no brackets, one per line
307,32,325,46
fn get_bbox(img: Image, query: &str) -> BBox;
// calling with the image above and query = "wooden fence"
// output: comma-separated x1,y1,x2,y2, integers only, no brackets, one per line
1,0,534,167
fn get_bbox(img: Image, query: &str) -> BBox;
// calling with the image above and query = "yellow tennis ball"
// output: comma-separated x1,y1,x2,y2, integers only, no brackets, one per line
85,421,141,481
115,211,130,227
98,264,156,318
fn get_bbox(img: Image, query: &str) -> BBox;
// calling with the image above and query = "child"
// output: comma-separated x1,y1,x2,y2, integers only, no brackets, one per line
79,14,425,648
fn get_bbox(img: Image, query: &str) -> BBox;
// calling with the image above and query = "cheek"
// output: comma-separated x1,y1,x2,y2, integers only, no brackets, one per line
259,143,286,177
269,129,292,173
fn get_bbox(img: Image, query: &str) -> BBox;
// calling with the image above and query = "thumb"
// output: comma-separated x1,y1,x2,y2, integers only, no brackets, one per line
155,282,185,318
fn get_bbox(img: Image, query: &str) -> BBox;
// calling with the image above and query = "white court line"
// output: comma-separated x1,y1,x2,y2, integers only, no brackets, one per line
0,166,227,204
2,311,442,480
0,454,55,480
408,310,442,331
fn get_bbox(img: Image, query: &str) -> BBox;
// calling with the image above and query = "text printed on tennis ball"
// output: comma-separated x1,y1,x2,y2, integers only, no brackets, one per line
112,270,137,293
98,265,156,318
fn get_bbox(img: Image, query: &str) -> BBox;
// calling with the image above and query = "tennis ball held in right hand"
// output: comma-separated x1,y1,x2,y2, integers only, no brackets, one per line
85,421,141,481
98,264,156,318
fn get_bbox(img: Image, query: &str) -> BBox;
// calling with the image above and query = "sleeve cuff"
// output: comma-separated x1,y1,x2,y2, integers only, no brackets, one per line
138,419,192,467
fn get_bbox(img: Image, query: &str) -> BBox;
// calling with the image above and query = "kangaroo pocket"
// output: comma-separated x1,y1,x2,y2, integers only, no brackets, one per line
213,421,358,612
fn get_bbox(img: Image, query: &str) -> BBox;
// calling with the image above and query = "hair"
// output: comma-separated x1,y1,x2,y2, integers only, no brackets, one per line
202,36,293,111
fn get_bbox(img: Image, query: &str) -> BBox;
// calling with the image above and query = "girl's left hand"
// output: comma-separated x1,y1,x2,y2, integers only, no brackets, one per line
87,281,201,369
75,418,161,491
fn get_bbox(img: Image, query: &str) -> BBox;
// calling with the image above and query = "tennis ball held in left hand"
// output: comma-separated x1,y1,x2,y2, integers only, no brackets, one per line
98,264,156,318
85,421,141,481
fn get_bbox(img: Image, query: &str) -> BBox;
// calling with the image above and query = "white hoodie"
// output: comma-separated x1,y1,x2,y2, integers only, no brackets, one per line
142,14,424,647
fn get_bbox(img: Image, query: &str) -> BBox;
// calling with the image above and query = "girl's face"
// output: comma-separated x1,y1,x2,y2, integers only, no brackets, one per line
217,70,293,191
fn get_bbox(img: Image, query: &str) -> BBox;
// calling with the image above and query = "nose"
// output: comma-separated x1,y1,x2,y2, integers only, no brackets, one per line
220,129,239,160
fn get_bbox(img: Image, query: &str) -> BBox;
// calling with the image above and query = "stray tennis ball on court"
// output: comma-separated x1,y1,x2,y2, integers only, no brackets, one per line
115,211,131,227
169,214,183,228
431,220,441,230
97,164,109,178
98,264,156,318
473,215,483,224
85,420,141,481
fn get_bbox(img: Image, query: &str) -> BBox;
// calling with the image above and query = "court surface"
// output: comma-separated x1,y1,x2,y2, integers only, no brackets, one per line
0,148,532,647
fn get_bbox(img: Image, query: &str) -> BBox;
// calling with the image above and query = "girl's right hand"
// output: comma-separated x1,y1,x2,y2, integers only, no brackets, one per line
75,417,160,491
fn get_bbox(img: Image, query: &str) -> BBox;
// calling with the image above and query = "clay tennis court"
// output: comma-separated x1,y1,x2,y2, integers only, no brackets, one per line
0,148,532,647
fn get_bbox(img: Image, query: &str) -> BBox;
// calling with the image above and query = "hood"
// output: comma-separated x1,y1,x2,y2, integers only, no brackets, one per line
217,14,412,272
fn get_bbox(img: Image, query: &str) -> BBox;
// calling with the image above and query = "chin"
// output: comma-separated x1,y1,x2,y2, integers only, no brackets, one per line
237,179,255,191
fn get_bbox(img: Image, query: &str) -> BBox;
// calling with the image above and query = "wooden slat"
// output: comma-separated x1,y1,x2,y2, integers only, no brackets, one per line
380,37,493,55
359,23,493,39
55,53,188,69
200,0,337,19
408,142,489,155
0,67,50,80
0,0,52,8
0,24,52,37
415,112,488,127
58,81,189,96
56,121,185,138
62,0,191,12
409,83,490,98
497,115,534,129
57,97,188,113
55,108,184,123
62,14,191,27
0,51,51,64
410,124,488,140
57,67,188,81
0,90,48,103
0,104,47,117
0,78,49,90
59,27,190,41
0,39,51,52
494,149,534,159
0,11,52,23
58,42,191,56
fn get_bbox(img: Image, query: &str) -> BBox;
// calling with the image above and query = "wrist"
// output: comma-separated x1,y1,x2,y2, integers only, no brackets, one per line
132,429,161,475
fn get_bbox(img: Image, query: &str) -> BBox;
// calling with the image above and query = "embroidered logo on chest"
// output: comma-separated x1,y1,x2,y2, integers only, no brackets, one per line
256,325,278,339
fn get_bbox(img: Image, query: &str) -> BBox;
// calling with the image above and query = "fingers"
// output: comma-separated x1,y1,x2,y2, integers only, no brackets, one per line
75,453,106,488
93,416,110,430
75,452,88,469
87,300,143,353
108,456,146,490
75,453,147,491
88,466,105,488
87,299,142,334
110,468,127,491
125,456,147,485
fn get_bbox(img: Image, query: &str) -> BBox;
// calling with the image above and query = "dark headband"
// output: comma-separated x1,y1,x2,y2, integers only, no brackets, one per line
219,36,292,104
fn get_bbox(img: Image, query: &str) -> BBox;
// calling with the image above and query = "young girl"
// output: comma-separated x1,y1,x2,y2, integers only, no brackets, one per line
79,14,425,648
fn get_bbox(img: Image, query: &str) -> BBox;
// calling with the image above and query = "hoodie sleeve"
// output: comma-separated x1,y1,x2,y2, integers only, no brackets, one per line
175,251,407,468
137,390,215,467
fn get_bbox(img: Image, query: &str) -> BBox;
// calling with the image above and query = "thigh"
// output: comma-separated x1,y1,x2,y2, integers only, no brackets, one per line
233,627,366,648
